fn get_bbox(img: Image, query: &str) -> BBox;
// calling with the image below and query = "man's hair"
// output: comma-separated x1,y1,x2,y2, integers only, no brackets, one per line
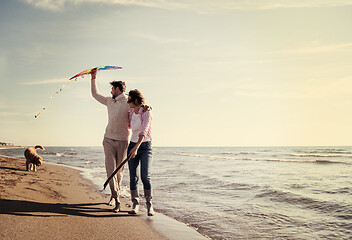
110,81,126,92
127,89,145,106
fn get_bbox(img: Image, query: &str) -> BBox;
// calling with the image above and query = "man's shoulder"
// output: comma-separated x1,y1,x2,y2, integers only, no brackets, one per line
106,97,114,103
115,94,127,102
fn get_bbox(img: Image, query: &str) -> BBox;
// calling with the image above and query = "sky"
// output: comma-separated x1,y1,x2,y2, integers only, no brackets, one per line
1,0,352,147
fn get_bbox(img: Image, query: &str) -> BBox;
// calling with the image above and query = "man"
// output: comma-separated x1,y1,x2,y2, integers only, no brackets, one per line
90,69,129,212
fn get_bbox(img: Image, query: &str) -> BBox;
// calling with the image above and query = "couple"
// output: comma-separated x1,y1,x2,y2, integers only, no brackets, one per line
90,69,154,216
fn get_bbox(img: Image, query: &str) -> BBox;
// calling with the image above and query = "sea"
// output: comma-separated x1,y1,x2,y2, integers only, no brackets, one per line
1,146,351,240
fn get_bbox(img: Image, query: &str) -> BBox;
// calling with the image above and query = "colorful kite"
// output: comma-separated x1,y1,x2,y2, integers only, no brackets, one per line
69,65,122,80
34,65,122,118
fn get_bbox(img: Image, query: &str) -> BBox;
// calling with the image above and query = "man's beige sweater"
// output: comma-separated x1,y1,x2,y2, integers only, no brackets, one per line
91,79,130,141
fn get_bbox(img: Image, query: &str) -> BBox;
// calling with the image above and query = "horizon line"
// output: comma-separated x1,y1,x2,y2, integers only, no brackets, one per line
3,145,352,148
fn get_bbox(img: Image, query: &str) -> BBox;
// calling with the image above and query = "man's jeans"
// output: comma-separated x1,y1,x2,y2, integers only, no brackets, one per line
127,141,153,191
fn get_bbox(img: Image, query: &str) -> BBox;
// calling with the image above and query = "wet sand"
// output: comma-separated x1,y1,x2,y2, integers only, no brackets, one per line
0,155,165,240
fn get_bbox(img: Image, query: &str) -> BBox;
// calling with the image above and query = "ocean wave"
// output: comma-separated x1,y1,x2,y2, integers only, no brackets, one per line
255,188,352,217
315,160,345,164
174,152,205,158
175,151,257,158
289,184,306,189
173,152,236,160
219,151,255,155
43,152,58,155
243,211,301,227
238,157,347,164
224,182,260,191
294,148,352,153
287,153,346,158
43,152,78,157
320,187,351,195
244,157,349,165
173,152,350,164
218,152,237,155
181,171,260,192
43,151,74,155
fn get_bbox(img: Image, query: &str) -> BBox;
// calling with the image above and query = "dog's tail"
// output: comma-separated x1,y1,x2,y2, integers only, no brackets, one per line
34,145,45,150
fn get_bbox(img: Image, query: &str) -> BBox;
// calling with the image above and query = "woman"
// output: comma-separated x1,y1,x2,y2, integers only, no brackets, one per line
127,89,154,216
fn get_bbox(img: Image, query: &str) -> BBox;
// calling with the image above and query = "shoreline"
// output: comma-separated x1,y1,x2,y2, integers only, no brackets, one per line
37,161,209,240
0,154,207,240
39,161,208,240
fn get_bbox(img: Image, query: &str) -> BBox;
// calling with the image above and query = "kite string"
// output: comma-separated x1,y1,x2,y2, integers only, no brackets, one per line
34,66,122,118
35,77,79,118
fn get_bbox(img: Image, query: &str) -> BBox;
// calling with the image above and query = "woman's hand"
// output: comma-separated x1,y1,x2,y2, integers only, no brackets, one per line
129,136,145,159
129,145,139,159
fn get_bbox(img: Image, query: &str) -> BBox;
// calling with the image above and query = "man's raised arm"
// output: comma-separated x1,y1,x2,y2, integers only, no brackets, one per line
91,68,107,106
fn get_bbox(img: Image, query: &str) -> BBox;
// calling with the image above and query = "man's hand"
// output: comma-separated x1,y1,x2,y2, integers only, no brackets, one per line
90,68,97,80
143,105,151,112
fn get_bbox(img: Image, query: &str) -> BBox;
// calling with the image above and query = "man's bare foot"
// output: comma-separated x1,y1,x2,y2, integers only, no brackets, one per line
113,202,121,213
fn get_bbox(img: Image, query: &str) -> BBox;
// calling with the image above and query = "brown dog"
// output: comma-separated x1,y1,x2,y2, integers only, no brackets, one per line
24,145,45,171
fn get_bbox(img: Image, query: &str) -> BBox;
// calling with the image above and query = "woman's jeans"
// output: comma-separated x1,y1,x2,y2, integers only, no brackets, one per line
127,141,152,191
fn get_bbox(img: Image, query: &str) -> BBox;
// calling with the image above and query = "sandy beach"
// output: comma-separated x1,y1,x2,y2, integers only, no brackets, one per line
0,155,165,240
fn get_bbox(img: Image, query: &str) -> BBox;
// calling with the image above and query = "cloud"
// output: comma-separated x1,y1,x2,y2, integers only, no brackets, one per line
23,0,65,11
21,0,187,11
22,0,352,12
19,78,68,85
